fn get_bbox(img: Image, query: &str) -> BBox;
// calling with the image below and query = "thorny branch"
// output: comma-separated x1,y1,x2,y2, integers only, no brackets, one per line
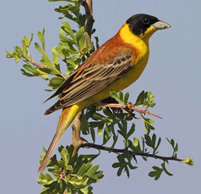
6,53,44,68
27,57,43,68
82,142,184,162
71,111,85,156
81,0,94,38
98,102,163,119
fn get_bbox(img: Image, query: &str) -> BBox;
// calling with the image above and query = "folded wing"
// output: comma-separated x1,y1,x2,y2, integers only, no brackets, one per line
45,46,134,115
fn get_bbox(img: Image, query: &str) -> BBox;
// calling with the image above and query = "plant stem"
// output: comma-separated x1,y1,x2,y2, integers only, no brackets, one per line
82,142,184,162
81,0,94,37
71,111,84,156
98,102,163,119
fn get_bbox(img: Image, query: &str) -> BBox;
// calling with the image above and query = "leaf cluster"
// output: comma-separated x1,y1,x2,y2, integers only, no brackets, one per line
80,91,187,180
6,0,96,92
38,146,103,194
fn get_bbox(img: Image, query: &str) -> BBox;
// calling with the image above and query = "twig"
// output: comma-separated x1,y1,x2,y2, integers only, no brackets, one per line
82,142,184,162
7,53,44,68
71,111,84,156
81,0,94,38
27,57,43,68
98,102,163,119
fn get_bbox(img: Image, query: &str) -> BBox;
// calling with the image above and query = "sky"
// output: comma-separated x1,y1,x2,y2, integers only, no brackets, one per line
1,0,201,193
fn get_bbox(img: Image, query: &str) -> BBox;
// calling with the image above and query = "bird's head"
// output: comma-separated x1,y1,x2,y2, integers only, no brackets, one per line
126,14,171,40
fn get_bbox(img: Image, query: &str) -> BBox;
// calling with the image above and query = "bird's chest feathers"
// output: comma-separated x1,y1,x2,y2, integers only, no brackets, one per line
119,24,150,86
119,24,149,63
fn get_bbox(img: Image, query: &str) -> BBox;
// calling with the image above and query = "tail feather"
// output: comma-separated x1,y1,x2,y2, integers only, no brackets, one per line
38,105,81,172
38,130,64,172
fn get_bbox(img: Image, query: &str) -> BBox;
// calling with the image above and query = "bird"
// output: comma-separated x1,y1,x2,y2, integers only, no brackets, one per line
38,13,171,172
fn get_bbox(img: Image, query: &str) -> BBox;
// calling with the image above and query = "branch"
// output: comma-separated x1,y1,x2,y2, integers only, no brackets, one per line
81,0,94,37
26,57,43,68
71,111,85,156
82,143,184,163
6,53,44,68
98,102,163,119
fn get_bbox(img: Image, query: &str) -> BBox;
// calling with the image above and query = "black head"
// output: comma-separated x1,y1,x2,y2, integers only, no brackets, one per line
126,14,159,36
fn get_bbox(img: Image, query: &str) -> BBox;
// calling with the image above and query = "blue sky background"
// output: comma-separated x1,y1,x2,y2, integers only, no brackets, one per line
1,0,201,193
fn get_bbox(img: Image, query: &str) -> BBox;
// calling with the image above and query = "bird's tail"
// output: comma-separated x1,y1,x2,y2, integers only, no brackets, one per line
38,104,81,172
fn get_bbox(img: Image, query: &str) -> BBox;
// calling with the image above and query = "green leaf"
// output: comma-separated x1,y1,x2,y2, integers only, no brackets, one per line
127,123,135,138
125,166,130,178
76,27,85,42
59,33,75,45
161,163,173,176
110,91,124,104
117,166,124,176
145,134,160,151
129,138,141,152
117,120,128,140
92,113,113,123
124,92,130,104
109,135,118,152
67,4,80,14
81,115,89,135
38,28,46,51
14,46,23,56
20,69,35,77
166,138,179,155
94,36,99,49
135,90,147,106
119,91,123,102
38,173,54,185
84,32,93,51
103,125,111,145
40,51,62,76
22,64,49,80
90,128,95,142
80,152,100,163
78,36,86,51
97,123,104,136
85,165,99,177
6,50,13,58
35,42,44,54
154,137,161,154
24,36,30,47
133,138,139,147
112,162,120,168
141,115,155,133
51,47,61,72
61,148,69,164
77,163,92,176
62,21,75,39
23,64,38,75
48,76,65,89
39,67,59,75
21,38,28,58
147,91,156,107
148,166,163,180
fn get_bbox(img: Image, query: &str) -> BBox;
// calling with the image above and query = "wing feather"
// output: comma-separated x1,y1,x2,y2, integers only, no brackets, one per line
44,47,134,115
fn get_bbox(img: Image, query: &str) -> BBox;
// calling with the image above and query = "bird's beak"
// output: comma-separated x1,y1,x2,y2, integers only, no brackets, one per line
152,20,171,30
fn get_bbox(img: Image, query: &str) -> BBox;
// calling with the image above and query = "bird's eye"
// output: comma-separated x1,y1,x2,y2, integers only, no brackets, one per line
142,18,150,25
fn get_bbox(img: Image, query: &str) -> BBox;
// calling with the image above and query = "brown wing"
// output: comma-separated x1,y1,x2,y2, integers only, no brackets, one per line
44,44,134,115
